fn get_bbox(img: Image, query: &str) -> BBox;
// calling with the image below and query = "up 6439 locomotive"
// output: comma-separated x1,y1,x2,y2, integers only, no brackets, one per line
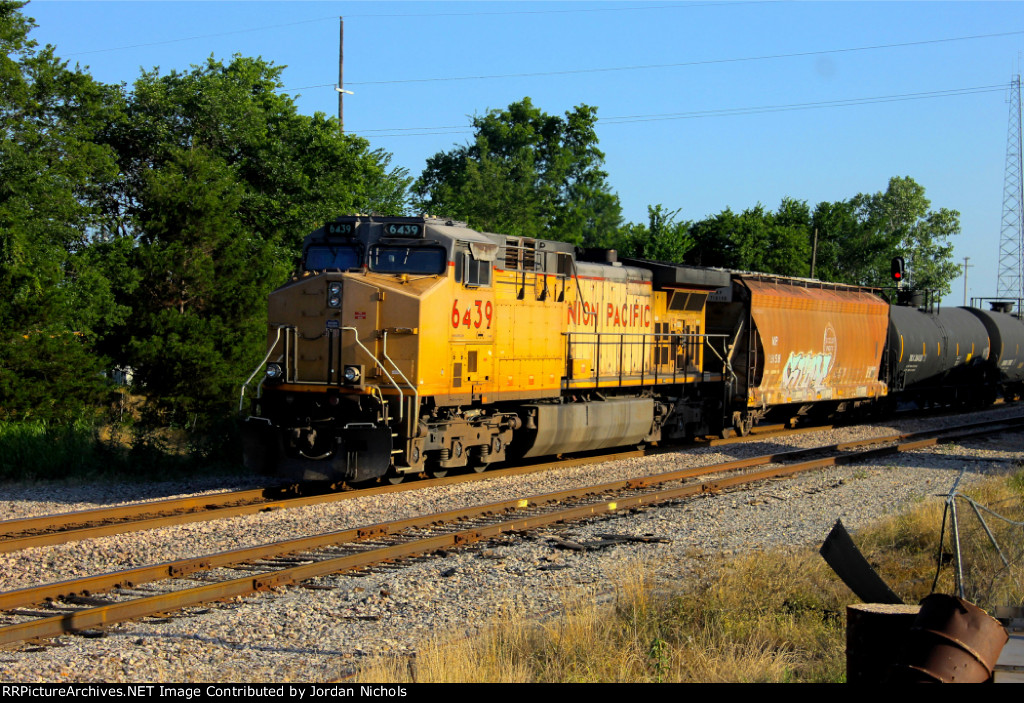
240,215,1024,484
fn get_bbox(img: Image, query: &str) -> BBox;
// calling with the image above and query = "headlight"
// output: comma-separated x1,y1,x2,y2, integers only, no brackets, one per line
343,365,361,383
327,282,342,308
265,363,284,382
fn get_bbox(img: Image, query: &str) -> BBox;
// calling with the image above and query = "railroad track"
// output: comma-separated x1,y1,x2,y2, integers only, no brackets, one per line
0,449,644,554
0,409,965,553
2,414,1021,648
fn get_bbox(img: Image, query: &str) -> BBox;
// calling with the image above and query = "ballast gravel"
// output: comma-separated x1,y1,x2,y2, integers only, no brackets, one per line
1,405,1023,682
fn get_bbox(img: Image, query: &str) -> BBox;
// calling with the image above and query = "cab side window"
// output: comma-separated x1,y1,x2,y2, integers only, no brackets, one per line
463,253,492,287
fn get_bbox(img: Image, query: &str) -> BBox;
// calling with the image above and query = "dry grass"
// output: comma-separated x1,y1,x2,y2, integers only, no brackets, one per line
859,470,1024,609
355,466,1024,683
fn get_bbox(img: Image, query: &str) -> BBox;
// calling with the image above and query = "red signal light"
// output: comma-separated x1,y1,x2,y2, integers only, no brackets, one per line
890,256,905,283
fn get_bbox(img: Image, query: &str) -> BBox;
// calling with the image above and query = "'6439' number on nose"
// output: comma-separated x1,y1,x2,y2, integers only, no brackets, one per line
451,300,493,329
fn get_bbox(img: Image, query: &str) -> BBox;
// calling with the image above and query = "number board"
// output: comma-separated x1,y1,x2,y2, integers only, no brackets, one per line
325,221,355,236
383,222,423,238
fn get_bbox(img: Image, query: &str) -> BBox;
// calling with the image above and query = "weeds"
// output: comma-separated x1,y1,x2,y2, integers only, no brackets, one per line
0,415,247,482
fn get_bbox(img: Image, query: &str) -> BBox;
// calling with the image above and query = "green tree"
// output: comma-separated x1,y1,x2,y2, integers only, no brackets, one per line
763,197,813,276
0,2,125,420
861,176,960,295
97,55,412,422
810,199,892,285
619,205,694,262
122,147,273,417
686,199,811,277
812,177,960,295
413,97,622,246
103,55,410,251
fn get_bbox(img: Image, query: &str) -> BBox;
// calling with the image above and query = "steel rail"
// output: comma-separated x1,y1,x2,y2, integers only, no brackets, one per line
0,449,646,554
2,415,1021,646
708,423,836,445
0,488,353,554
0,488,274,538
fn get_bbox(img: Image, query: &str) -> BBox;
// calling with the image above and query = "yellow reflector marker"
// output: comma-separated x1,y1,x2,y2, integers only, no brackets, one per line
607,502,617,511
516,499,529,509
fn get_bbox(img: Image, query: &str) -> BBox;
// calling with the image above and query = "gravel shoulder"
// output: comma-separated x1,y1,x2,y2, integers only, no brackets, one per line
2,405,1023,682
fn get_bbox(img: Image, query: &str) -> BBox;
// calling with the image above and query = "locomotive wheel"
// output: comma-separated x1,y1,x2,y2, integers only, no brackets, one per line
381,465,408,485
428,467,449,479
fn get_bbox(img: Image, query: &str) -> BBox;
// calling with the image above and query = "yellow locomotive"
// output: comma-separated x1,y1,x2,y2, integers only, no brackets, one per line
240,215,729,483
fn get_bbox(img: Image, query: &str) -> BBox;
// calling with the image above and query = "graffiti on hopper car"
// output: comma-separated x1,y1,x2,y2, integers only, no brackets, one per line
780,351,835,391
780,325,838,391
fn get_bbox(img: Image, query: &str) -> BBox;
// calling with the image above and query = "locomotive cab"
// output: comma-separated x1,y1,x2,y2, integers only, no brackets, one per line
243,216,456,483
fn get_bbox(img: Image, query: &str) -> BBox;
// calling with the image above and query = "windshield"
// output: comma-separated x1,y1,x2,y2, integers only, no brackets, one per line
368,245,447,275
304,245,362,271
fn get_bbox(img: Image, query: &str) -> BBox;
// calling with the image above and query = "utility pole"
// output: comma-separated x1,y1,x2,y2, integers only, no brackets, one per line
963,256,971,306
342,16,350,130
810,228,818,279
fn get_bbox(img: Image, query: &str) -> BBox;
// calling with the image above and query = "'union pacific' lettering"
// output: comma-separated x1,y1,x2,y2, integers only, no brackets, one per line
567,301,598,327
568,301,652,328
605,303,651,328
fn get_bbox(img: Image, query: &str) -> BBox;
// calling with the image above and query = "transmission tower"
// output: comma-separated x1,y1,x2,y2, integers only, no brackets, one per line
998,75,1023,300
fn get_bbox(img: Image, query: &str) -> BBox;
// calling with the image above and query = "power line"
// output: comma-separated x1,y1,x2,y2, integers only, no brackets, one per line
63,16,335,56
279,30,1023,95
342,2,740,19
60,3,736,57
341,30,1024,87
599,84,1007,124
352,84,1007,137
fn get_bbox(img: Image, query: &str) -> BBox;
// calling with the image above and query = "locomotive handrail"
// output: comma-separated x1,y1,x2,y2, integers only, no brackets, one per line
381,330,420,431
563,330,729,388
565,331,729,339
239,326,284,413
567,257,591,319
342,326,406,422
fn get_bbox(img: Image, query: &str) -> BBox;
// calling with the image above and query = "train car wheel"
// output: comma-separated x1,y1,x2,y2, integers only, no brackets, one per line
429,468,449,479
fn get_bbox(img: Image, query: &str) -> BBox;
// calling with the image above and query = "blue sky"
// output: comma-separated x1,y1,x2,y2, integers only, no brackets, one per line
20,0,1024,303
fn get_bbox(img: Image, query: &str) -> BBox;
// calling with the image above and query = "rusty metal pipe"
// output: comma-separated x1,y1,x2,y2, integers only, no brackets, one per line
894,594,1009,683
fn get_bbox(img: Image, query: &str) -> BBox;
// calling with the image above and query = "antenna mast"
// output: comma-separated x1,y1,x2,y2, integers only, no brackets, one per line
997,74,1023,300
